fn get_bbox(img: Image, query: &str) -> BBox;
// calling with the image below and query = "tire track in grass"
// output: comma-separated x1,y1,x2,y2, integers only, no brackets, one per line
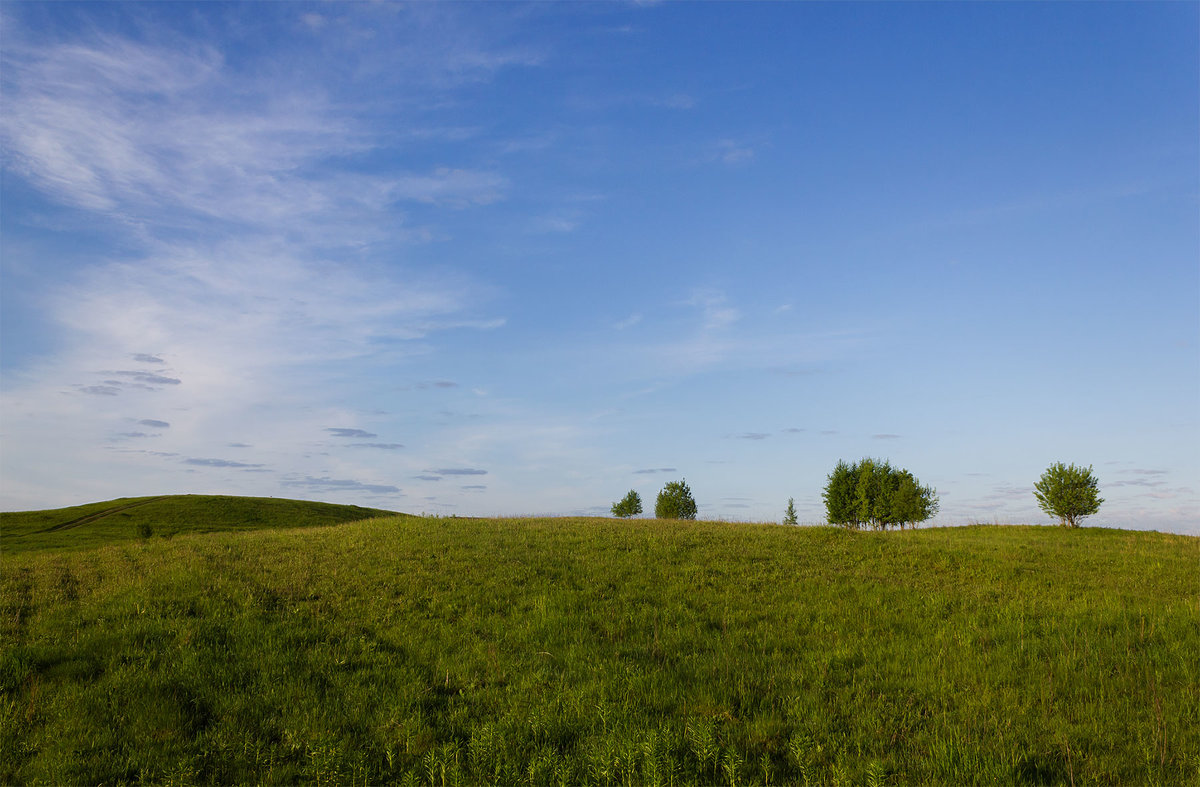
37,497,170,533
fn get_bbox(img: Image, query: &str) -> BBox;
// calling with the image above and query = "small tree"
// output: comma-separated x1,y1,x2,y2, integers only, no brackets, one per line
1034,462,1103,527
655,479,697,520
611,489,643,518
783,497,798,525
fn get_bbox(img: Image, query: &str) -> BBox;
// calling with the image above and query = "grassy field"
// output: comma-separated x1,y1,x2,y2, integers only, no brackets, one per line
1,499,1197,785
0,494,399,554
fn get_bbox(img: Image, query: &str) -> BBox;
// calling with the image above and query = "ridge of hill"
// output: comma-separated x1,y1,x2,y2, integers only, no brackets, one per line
0,494,402,553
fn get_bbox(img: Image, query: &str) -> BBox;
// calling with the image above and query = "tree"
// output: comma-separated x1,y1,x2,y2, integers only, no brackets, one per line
1034,462,1103,527
611,489,643,518
823,458,938,530
822,460,861,528
655,479,697,520
783,497,798,525
890,470,939,529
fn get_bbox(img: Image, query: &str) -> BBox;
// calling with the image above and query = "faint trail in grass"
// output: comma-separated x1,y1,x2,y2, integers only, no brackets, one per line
1,566,34,636
38,496,169,533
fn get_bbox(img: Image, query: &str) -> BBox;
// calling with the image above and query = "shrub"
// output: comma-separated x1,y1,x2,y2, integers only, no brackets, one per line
783,497,798,525
655,480,697,520
1034,462,1103,527
611,490,643,518
822,458,938,530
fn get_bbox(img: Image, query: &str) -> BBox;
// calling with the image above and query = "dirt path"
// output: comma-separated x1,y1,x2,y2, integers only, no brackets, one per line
38,496,171,533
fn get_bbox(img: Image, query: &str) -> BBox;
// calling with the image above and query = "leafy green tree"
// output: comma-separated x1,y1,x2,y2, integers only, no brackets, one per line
611,490,642,518
823,458,938,530
1034,462,1103,527
890,469,939,529
853,458,890,529
822,460,861,528
783,497,798,525
655,479,697,520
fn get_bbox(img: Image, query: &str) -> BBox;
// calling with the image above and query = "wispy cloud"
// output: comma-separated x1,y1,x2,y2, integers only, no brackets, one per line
633,467,676,474
712,139,756,165
429,468,488,476
0,14,513,512
528,213,581,234
614,313,643,330
0,15,534,238
111,371,181,386
326,428,378,439
78,385,120,396
687,289,740,333
185,457,266,469
282,476,401,495
389,168,506,207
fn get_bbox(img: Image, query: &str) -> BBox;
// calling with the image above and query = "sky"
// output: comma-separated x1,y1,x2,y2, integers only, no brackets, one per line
1,2,1197,533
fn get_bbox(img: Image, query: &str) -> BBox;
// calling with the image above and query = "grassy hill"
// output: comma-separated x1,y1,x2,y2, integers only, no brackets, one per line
1,512,1197,784
0,494,401,554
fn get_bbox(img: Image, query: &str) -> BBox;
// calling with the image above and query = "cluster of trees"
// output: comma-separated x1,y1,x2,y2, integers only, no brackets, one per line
822,458,939,530
612,460,1102,529
611,480,697,520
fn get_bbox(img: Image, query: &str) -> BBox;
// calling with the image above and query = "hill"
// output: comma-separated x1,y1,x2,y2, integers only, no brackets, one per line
0,494,401,553
1,516,1197,784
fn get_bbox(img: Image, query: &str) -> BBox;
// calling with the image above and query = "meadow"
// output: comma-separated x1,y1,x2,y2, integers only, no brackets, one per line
1,498,1197,785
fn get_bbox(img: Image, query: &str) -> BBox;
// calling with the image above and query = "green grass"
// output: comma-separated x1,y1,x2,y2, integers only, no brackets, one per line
0,494,400,554
2,505,1197,785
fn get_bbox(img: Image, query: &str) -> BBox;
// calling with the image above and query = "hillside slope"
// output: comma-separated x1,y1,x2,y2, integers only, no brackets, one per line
0,494,402,553
1,517,1196,784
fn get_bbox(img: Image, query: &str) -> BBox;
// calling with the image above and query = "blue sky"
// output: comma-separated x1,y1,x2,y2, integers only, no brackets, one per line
2,2,1196,533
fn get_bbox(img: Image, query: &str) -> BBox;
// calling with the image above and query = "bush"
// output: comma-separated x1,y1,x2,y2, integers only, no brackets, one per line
822,458,938,530
1034,462,1103,527
611,490,643,518
655,480,697,520
783,497,798,525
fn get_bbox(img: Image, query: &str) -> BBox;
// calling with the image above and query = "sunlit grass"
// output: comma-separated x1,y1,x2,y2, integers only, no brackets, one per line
0,494,400,554
2,511,1197,784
